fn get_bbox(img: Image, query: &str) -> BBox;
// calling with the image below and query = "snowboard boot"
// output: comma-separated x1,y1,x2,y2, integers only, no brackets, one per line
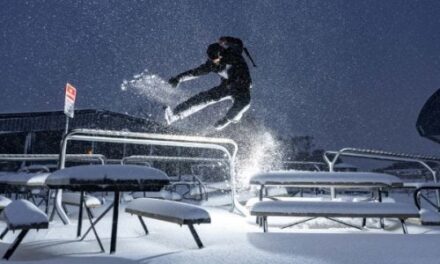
214,117,233,131
164,106,180,125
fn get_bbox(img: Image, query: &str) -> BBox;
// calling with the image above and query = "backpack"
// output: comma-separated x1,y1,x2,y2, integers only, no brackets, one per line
219,36,257,67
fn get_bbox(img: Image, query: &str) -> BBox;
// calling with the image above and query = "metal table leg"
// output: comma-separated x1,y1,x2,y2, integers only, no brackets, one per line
80,201,113,241
110,191,120,254
77,191,85,237
85,206,105,252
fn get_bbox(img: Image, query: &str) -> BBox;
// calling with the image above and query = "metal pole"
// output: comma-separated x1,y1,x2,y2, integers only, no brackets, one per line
54,134,70,225
65,116,69,135
110,191,120,254
77,191,85,237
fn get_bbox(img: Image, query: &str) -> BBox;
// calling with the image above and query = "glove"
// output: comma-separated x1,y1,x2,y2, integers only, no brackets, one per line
168,77,179,88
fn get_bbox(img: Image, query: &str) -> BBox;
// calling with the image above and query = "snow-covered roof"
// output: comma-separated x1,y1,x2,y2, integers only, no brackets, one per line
46,165,169,185
250,171,403,187
0,109,170,133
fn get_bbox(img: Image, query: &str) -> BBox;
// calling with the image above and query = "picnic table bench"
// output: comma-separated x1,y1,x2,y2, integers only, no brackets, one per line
62,192,102,209
0,196,11,211
250,200,419,233
0,200,48,260
126,198,211,248
411,183,440,225
249,171,410,231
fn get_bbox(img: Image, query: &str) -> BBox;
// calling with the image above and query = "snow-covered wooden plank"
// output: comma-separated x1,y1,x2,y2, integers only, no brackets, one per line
46,165,169,185
250,171,403,187
420,209,440,225
126,198,211,225
250,201,419,218
2,200,48,230
62,192,102,208
404,182,440,189
0,195,12,209
0,172,50,186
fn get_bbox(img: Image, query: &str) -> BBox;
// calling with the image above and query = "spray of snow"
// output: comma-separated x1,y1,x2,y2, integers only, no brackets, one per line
121,69,189,106
120,68,233,132
235,129,284,190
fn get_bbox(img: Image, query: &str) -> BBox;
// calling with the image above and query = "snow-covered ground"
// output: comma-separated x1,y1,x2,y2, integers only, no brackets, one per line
1,192,440,264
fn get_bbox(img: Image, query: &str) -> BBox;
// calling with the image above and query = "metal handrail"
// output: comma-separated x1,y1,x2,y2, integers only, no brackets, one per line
338,148,440,162
122,155,229,182
324,147,440,206
55,129,243,224
0,154,106,164
68,129,237,148
121,155,228,164
281,161,326,171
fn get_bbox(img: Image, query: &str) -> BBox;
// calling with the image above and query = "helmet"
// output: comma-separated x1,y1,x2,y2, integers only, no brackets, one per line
206,43,224,60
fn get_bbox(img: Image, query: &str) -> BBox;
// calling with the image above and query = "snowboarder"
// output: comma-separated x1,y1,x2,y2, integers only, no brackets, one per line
165,36,255,130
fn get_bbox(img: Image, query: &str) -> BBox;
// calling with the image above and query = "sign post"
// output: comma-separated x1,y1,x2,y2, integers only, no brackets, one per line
54,83,78,225
64,83,77,134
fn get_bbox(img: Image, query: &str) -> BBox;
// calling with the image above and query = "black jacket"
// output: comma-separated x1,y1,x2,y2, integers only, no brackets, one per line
176,39,252,87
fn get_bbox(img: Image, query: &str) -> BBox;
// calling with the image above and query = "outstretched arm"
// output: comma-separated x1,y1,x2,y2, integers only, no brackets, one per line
169,61,213,87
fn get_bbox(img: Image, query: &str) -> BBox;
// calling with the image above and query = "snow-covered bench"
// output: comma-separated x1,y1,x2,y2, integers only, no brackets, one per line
62,192,101,209
0,200,48,260
250,200,419,233
412,183,440,225
0,196,12,211
0,172,51,213
125,198,211,248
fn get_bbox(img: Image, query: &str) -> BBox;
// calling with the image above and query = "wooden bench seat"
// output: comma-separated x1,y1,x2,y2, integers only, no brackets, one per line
0,200,48,260
250,200,419,233
62,192,102,208
412,183,440,225
419,209,440,225
125,198,211,248
0,196,11,211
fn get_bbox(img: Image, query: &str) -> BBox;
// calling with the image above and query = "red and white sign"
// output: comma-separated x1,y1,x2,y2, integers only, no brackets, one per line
64,83,77,118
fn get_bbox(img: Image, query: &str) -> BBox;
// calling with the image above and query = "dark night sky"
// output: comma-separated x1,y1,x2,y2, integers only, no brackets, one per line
1,0,440,155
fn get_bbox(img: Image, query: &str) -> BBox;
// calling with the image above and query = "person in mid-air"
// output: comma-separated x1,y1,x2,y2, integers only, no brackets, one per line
165,36,256,130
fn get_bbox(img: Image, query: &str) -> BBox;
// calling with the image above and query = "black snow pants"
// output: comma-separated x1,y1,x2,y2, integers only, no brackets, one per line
173,81,251,122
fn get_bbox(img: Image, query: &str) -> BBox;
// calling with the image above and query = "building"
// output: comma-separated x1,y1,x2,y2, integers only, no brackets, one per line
0,109,173,154
0,109,192,172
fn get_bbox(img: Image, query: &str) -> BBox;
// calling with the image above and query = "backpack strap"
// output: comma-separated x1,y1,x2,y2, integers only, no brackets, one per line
243,47,257,68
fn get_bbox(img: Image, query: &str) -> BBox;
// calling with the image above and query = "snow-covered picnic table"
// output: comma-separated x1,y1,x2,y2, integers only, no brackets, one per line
250,171,404,200
249,171,409,231
250,171,404,188
45,164,170,254
0,172,50,187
